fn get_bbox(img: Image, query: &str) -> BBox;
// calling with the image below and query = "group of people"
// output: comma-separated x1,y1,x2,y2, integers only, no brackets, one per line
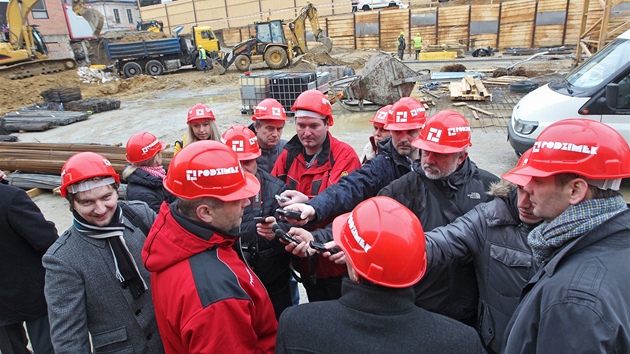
1,88,629,354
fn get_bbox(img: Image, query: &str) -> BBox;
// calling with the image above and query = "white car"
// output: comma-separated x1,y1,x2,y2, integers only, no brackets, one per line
352,0,408,12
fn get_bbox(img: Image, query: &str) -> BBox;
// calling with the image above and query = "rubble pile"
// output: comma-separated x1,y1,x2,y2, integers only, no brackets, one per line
78,67,118,84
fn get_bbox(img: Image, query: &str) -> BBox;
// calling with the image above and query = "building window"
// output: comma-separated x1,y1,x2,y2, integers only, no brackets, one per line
32,0,49,19
113,9,121,24
127,9,133,24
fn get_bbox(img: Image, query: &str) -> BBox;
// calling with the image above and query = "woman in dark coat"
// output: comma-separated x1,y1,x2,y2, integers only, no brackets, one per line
122,131,174,212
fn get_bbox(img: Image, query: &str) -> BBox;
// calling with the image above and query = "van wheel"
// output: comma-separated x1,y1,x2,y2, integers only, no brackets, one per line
509,80,539,93
362,5,371,10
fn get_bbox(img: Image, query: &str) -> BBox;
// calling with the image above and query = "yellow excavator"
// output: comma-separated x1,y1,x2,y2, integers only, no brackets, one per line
72,0,105,36
0,0,103,79
287,2,332,55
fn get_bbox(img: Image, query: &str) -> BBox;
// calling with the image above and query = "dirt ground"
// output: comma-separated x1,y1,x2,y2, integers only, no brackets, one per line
3,47,588,232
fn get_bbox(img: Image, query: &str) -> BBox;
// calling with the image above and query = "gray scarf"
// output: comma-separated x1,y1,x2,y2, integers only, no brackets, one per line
528,196,627,266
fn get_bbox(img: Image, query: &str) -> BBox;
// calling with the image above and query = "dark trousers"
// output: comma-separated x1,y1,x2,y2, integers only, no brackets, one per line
0,315,54,354
264,270,293,320
303,276,343,302
415,49,421,60
398,49,405,60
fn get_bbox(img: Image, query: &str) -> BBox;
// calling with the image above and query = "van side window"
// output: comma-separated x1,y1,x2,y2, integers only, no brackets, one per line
618,74,630,109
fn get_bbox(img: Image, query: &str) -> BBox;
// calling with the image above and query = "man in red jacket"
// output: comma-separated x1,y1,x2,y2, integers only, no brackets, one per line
142,141,277,353
272,89,361,302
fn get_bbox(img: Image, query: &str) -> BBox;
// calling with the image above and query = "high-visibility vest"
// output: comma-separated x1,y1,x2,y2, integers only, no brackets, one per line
199,48,207,60
413,36,423,49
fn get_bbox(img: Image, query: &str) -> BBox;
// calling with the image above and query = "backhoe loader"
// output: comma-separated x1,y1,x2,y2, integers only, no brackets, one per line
287,2,332,55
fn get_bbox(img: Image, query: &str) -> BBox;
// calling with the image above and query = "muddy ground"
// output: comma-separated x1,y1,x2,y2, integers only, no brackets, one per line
2,47,583,231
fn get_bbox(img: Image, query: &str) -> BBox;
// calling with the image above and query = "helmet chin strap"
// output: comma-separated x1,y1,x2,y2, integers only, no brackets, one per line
67,177,116,194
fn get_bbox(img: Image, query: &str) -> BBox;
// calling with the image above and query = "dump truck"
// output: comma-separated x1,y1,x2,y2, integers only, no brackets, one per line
104,26,221,78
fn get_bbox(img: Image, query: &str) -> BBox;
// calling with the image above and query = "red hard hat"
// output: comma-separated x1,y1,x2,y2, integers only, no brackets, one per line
384,97,426,131
60,152,120,197
252,98,288,121
412,110,471,153
221,125,262,161
291,90,334,126
163,140,260,201
125,131,167,164
368,105,392,126
332,196,427,288
502,119,630,187
187,103,216,124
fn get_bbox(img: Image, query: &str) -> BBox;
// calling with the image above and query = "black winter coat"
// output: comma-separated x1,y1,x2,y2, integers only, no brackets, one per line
425,186,540,353
0,183,58,325
232,168,289,287
124,168,175,213
276,279,482,354
247,122,287,174
307,136,412,223
504,208,630,354
379,157,499,326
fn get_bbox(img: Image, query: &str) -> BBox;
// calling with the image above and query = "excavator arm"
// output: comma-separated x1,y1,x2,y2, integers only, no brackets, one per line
72,0,104,36
287,2,332,55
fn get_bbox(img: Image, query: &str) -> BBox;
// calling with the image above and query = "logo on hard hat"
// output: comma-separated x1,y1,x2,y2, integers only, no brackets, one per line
272,107,282,116
396,111,408,122
410,108,424,116
195,109,205,116
533,141,598,155
186,166,240,181
348,214,371,253
231,140,244,152
426,127,442,142
376,111,388,120
447,126,471,136
141,139,160,154
249,137,258,145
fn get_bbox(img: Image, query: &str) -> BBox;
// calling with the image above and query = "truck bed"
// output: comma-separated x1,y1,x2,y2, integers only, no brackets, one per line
104,38,183,60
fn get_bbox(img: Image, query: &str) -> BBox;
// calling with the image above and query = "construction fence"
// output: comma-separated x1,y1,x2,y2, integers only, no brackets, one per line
140,0,630,52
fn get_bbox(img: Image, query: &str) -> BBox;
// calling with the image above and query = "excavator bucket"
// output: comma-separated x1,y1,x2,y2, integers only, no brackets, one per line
317,36,333,53
82,8,104,36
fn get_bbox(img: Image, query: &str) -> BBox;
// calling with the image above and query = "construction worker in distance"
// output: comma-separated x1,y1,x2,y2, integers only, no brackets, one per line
248,98,289,173
397,31,406,60
281,97,426,227
197,45,207,73
122,131,174,212
378,110,499,327
221,125,292,320
142,140,277,353
501,119,630,353
173,103,221,155
413,33,423,60
271,89,361,302
360,104,392,164
275,196,483,353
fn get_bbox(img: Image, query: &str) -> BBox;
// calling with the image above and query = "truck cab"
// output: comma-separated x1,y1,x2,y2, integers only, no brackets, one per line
508,29,630,156
192,26,221,55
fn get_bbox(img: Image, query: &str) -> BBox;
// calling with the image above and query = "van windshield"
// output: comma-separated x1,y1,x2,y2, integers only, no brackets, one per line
566,37,630,89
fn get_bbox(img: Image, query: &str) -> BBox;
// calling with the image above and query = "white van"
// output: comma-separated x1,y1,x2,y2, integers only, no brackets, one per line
352,0,408,12
508,29,630,156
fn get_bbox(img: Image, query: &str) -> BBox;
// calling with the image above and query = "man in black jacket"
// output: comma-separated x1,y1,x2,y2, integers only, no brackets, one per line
379,110,499,326
223,125,292,319
0,171,57,354
247,98,288,173
502,119,630,353
276,196,482,354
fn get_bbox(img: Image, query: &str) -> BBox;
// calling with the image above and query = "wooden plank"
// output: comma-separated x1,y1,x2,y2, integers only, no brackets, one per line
468,104,494,116
452,102,468,106
27,188,45,198
471,110,480,120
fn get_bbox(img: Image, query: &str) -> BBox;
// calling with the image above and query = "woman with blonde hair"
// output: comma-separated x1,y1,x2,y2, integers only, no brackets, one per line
173,103,221,155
